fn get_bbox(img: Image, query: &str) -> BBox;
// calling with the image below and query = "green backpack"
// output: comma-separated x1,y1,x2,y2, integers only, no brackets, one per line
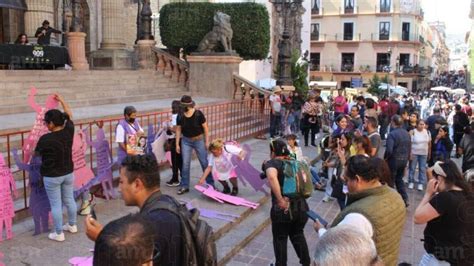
281,159,313,199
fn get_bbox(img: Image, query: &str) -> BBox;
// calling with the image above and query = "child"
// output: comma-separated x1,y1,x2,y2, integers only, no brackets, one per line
198,139,245,196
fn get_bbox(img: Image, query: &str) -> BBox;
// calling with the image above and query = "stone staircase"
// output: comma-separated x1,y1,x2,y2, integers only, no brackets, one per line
0,69,188,115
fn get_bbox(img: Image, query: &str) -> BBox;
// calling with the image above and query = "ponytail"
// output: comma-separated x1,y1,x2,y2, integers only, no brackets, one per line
44,109,67,126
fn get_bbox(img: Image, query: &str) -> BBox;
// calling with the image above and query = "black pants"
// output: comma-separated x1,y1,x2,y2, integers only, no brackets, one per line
271,198,311,266
379,115,389,140
169,138,182,182
302,122,319,146
388,159,409,204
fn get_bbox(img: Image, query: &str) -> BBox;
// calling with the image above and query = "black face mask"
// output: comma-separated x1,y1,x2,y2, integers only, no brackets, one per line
127,117,135,123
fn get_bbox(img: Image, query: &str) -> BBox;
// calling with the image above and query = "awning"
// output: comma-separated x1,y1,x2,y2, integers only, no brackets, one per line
309,81,338,88
0,0,27,10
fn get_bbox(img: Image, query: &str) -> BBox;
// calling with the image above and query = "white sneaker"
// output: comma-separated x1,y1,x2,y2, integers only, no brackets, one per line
322,195,333,202
417,184,423,191
79,204,91,216
63,224,78,233
48,232,65,242
408,182,414,189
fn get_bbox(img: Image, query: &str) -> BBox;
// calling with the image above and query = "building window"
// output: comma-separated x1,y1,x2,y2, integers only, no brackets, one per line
402,22,410,41
344,0,354,14
380,0,390,12
379,22,390,40
376,53,391,72
399,53,410,67
341,53,354,72
343,23,354,40
312,0,320,14
311,23,320,41
310,53,320,71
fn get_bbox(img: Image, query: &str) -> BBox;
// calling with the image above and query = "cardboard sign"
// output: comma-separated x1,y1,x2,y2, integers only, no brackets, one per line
151,129,168,163
232,144,269,195
86,127,115,200
0,154,16,241
22,87,58,163
72,130,95,197
13,149,50,235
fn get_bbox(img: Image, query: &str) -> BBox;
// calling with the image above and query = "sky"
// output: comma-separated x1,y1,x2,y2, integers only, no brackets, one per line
421,0,471,35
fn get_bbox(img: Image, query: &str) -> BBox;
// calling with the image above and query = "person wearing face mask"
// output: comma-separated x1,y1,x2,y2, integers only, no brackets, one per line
116,106,144,164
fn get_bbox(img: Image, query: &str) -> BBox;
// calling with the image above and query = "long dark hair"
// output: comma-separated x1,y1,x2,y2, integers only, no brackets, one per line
354,135,371,155
270,139,290,157
14,33,28,44
438,160,471,196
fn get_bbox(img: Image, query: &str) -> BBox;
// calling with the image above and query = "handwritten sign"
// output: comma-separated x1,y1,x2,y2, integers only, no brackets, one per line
13,150,50,235
22,87,58,163
0,154,16,241
72,130,95,197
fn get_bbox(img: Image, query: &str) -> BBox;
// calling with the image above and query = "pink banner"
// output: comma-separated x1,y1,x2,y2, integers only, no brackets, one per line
22,87,58,164
0,154,16,241
72,130,95,195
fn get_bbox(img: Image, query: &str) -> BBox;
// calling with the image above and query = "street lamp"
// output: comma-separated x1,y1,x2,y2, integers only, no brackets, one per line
270,0,303,86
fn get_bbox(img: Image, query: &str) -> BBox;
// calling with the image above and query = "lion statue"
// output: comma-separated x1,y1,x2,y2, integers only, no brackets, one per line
197,11,233,53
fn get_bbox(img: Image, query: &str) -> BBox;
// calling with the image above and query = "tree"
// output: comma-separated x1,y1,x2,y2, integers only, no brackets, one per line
291,50,309,96
367,74,382,96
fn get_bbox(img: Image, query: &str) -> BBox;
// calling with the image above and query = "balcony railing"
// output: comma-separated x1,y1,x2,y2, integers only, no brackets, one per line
341,64,354,72
311,7,320,14
343,34,354,41
310,64,320,71
311,33,320,41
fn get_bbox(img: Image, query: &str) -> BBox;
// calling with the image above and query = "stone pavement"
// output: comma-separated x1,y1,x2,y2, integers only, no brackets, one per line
0,96,223,132
0,135,457,265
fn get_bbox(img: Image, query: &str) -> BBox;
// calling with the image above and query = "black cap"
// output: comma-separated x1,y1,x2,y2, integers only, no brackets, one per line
124,106,137,116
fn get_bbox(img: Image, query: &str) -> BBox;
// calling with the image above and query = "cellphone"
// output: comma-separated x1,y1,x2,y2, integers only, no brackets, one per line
306,210,328,227
90,205,97,220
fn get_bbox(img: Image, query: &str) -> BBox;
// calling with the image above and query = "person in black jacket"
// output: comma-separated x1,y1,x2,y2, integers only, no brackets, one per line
453,104,470,158
35,20,62,45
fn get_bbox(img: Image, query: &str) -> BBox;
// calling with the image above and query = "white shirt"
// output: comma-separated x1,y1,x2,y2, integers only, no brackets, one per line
411,129,431,155
166,114,178,139
318,213,373,239
269,94,282,113
115,122,143,143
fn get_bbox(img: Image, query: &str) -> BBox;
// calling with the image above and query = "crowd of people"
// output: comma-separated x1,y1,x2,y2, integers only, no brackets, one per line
432,70,467,89
29,88,474,265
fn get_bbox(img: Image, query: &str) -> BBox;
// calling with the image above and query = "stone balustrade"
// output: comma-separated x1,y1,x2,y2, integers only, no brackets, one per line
232,73,271,100
152,47,189,87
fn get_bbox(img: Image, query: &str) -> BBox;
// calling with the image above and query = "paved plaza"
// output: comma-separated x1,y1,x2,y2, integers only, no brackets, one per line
0,136,453,266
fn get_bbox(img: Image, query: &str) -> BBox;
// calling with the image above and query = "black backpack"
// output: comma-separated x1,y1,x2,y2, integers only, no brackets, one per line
148,195,217,266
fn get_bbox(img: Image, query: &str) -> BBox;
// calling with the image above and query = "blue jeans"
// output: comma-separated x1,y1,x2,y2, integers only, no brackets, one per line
310,167,321,184
388,159,409,204
408,154,427,185
180,136,214,189
43,173,77,234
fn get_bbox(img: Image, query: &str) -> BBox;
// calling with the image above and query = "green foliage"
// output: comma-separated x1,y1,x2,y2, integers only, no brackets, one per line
159,2,270,60
291,50,309,97
367,74,382,96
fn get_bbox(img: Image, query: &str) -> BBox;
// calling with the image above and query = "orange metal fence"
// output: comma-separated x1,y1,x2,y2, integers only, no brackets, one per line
0,98,270,214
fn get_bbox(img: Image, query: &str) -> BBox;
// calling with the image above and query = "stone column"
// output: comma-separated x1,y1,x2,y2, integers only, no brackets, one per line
67,32,89,70
100,0,125,49
24,0,55,43
90,0,133,69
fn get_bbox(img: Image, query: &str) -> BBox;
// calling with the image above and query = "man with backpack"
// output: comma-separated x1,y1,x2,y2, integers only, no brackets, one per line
85,154,217,266
263,139,311,266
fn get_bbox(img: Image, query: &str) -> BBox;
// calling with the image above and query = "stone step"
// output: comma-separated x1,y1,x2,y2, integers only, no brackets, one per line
216,196,271,266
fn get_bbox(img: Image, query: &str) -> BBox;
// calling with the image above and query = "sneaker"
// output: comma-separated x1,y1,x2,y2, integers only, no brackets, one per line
222,186,231,194
79,204,91,216
62,224,78,234
231,187,238,196
177,188,189,195
417,184,423,191
48,232,65,242
322,195,333,202
408,182,414,190
166,180,180,187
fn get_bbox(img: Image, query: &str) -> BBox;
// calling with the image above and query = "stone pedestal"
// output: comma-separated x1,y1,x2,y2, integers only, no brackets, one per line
89,49,135,70
67,32,89,70
187,55,243,99
135,40,157,70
